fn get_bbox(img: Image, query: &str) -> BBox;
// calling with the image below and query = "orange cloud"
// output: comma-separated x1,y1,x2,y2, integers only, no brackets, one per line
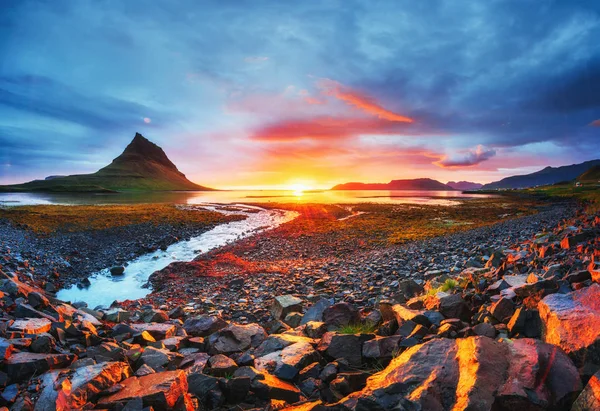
251,116,413,141
590,119,600,127
434,145,496,168
318,79,414,123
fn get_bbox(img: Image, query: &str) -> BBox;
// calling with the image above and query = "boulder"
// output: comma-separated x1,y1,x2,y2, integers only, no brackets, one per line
9,318,52,334
322,303,360,329
207,354,238,377
339,337,581,410
271,295,303,320
317,332,374,366
5,352,75,382
301,298,332,325
391,304,431,327
110,266,125,276
362,335,402,359
255,341,320,380
490,297,515,322
538,283,600,365
104,308,131,323
571,369,600,410
207,323,267,354
183,315,227,337
424,292,469,320
99,370,188,410
131,322,177,340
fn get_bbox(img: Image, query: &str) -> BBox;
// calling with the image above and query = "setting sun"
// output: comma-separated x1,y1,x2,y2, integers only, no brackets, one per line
289,183,307,196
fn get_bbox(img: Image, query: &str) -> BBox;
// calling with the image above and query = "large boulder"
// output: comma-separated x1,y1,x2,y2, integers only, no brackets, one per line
5,352,75,382
98,370,188,410
207,323,267,354
572,369,600,410
322,303,360,329
183,315,227,337
255,341,320,380
317,332,374,366
338,337,581,410
538,283,600,365
271,295,303,320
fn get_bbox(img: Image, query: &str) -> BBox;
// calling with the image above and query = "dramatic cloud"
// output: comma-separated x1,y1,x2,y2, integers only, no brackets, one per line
318,79,414,123
1,0,599,187
435,146,497,168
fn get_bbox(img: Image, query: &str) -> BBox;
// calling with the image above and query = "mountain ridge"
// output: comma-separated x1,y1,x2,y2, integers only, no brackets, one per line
481,159,600,189
331,178,455,191
0,133,212,192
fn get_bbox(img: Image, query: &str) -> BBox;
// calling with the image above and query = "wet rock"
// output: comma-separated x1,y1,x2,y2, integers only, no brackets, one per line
538,283,600,365
271,295,303,320
183,315,227,337
99,370,188,410
323,303,360,329
339,337,581,410
110,266,125,276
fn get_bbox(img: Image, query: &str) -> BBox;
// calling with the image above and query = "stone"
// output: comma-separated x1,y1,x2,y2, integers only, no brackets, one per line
538,283,600,365
221,376,251,404
141,309,169,323
490,297,515,322
362,335,402,359
5,352,75,382
424,292,469,320
140,346,181,370
187,372,219,400
317,332,374,366
284,312,303,328
304,321,327,339
271,295,303,320
255,341,320,381
251,372,301,403
207,323,267,354
507,308,541,338
131,322,176,340
104,308,131,323
301,298,332,325
36,361,132,410
207,354,238,377
472,322,496,338
110,266,125,276
87,342,125,362
571,369,600,410
9,318,52,334
0,338,14,360
322,303,360,329
391,304,431,327
183,315,227,337
338,337,581,410
99,370,188,410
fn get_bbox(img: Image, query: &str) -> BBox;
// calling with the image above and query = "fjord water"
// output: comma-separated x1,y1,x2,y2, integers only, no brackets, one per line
56,205,298,308
0,189,495,206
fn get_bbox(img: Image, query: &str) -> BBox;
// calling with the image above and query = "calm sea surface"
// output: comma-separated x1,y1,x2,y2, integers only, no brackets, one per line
0,190,495,206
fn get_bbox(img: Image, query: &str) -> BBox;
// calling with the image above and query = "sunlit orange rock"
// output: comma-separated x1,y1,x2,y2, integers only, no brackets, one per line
572,369,600,410
338,336,581,410
98,369,188,410
538,283,600,365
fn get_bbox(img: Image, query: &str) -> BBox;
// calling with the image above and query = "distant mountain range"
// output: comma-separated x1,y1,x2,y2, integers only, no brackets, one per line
446,181,483,190
0,133,212,192
578,165,600,182
331,178,454,191
481,159,600,189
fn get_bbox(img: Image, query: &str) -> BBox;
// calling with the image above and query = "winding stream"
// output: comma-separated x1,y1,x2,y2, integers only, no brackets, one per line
56,204,298,308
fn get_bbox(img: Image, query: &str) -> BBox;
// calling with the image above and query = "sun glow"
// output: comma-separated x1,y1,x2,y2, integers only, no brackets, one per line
289,183,308,196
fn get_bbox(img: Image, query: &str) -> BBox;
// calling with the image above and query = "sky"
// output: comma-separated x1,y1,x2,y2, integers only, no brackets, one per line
1,0,599,189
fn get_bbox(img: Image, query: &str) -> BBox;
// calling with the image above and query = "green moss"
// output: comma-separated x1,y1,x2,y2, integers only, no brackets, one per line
337,322,377,334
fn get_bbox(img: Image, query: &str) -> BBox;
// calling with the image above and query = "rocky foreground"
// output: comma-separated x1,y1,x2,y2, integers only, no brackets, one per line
1,208,600,410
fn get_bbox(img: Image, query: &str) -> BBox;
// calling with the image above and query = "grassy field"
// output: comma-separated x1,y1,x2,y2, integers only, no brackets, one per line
521,183,600,212
0,204,240,234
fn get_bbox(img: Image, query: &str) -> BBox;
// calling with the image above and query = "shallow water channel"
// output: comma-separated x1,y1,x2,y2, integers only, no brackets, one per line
56,204,298,308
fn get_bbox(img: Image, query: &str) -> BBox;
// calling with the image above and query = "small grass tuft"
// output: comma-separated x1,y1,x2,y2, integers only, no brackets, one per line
427,278,458,296
337,322,377,334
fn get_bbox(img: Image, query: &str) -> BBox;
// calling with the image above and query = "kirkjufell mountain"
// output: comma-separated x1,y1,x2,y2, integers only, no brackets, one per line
0,133,212,192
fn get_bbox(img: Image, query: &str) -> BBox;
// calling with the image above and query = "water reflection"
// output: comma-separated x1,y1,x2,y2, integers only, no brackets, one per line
0,189,496,206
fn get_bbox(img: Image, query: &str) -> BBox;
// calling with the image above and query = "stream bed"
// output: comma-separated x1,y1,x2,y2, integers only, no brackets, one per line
56,204,298,308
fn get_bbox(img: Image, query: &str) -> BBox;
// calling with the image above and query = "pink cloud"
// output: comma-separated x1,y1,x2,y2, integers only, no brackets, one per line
318,79,414,123
590,119,600,127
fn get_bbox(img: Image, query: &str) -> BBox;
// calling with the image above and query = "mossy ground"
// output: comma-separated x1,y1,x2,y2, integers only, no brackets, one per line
0,204,240,234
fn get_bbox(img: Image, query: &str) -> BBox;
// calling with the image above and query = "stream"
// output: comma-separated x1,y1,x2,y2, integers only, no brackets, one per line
56,204,298,308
